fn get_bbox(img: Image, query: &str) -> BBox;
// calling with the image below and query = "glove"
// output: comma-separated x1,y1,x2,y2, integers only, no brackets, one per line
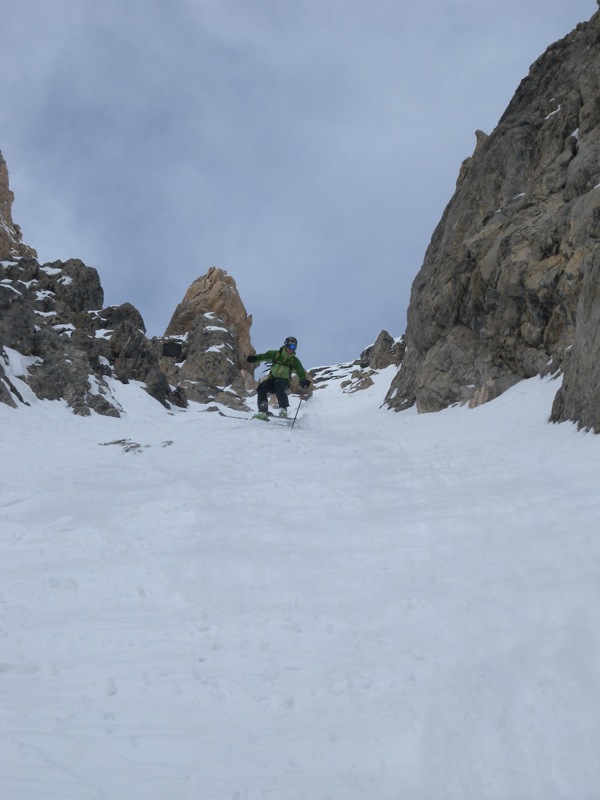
300,379,310,388
246,355,257,363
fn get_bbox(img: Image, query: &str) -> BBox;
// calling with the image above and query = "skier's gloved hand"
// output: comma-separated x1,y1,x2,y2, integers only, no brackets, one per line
300,379,310,388
246,355,257,363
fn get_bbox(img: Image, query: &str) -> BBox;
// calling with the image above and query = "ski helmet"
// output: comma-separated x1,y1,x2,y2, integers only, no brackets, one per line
284,336,298,350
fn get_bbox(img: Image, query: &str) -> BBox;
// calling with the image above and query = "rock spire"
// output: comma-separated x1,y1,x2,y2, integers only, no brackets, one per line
160,267,255,407
0,150,36,261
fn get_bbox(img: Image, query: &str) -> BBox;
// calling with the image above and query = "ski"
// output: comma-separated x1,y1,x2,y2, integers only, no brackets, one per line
268,414,296,426
216,411,255,421
217,410,298,426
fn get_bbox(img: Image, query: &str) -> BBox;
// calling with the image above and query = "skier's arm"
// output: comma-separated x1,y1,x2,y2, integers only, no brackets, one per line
247,350,277,364
293,357,308,383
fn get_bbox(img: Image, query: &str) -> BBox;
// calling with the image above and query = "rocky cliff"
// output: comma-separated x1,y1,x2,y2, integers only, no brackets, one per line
385,9,600,430
0,256,188,414
0,151,256,415
0,258,257,416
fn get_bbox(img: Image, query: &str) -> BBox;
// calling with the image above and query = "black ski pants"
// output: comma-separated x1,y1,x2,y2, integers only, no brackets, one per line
257,377,289,411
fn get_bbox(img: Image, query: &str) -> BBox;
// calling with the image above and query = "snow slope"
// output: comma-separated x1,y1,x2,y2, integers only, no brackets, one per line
2,367,600,800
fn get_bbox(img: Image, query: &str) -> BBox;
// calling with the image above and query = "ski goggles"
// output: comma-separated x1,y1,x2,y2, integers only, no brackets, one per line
286,343,297,351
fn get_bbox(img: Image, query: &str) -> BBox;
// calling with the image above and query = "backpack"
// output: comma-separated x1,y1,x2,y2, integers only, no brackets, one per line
269,347,295,381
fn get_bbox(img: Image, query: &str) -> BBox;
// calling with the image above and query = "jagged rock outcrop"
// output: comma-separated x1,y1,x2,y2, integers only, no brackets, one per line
386,10,600,421
360,330,405,370
159,267,254,409
0,151,37,262
1,257,186,415
1,155,257,416
306,333,405,397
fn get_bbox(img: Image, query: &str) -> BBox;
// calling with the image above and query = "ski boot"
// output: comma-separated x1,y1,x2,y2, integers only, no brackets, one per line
253,401,269,421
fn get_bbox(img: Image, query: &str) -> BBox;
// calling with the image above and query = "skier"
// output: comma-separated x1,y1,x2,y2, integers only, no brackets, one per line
246,336,311,420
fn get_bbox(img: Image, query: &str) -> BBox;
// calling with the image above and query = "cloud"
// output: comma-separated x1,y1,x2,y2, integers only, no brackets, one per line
2,0,595,367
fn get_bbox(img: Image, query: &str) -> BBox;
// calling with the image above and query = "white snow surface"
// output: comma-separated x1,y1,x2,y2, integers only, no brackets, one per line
2,369,600,800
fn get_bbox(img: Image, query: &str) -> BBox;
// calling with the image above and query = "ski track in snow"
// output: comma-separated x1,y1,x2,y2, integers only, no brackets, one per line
1,369,600,799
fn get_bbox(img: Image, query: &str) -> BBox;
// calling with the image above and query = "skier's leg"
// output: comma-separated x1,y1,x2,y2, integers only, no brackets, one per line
257,379,272,413
273,379,290,409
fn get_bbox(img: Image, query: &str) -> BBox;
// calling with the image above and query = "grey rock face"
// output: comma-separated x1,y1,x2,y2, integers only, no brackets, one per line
101,302,186,410
550,238,600,431
0,354,22,408
0,268,36,355
386,10,600,419
0,258,185,415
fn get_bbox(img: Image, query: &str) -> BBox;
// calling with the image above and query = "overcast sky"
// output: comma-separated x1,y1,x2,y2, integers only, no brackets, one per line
2,0,596,368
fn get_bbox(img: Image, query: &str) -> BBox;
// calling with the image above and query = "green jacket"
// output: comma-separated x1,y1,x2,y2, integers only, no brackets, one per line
254,348,307,383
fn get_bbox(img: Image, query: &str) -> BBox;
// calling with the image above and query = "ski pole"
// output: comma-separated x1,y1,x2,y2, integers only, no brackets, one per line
291,394,304,429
